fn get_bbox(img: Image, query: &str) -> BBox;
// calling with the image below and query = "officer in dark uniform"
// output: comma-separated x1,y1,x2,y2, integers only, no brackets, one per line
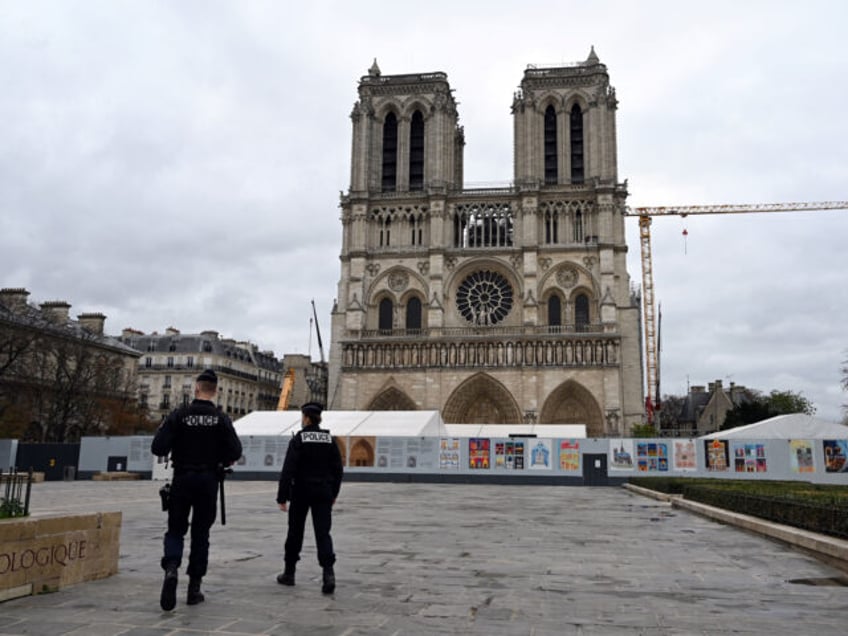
276,402,343,594
152,369,242,611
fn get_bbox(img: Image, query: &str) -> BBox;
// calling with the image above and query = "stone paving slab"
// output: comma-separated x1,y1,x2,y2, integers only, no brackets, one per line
0,481,846,635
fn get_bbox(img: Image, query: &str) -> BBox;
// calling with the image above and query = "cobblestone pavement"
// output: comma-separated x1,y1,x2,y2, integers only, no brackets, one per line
0,480,846,635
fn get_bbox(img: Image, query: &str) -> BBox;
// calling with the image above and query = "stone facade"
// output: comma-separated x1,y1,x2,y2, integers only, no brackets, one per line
328,51,643,436
119,328,282,422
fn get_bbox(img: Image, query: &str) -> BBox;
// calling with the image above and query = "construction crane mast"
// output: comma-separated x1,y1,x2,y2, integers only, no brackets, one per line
625,200,848,426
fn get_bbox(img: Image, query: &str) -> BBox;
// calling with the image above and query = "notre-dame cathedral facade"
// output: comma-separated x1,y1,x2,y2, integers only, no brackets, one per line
327,49,643,436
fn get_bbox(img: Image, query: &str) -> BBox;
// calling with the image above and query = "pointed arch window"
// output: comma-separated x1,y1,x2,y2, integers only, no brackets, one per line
570,104,584,183
406,296,422,331
575,293,590,332
544,209,558,244
378,298,393,332
547,295,562,329
382,112,398,192
544,105,558,185
573,210,584,243
409,110,424,191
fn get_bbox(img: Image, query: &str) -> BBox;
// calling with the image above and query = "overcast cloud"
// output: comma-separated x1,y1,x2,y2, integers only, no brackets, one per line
1,0,846,422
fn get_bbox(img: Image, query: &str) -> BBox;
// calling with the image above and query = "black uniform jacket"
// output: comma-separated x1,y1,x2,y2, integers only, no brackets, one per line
151,398,243,469
276,424,343,504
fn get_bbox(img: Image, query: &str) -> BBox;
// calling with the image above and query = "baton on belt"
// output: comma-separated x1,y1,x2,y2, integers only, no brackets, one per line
218,465,233,526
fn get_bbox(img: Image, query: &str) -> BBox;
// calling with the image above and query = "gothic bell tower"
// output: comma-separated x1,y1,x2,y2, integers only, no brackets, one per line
328,51,643,436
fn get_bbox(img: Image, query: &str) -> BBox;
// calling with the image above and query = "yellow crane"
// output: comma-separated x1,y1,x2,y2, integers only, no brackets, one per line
276,368,296,411
624,200,848,425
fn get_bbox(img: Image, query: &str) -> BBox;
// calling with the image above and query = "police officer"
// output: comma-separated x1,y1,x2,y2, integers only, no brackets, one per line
276,402,343,594
152,369,242,611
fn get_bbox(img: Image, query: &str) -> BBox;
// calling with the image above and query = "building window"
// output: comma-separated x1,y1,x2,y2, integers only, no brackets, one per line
575,293,590,331
378,298,393,332
573,211,584,243
544,209,558,244
186,356,194,368
382,112,398,192
167,356,174,368
456,270,514,326
406,297,422,331
162,393,170,409
409,110,424,190
544,105,557,184
164,375,172,388
168,341,176,352
570,103,584,183
145,357,152,368
547,295,562,328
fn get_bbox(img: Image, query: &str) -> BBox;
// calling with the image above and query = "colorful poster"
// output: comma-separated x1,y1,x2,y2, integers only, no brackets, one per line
636,442,669,472
528,439,552,470
673,440,697,471
733,443,767,473
823,440,848,473
468,438,490,469
789,440,815,473
559,439,580,471
609,439,634,470
705,439,729,472
439,438,460,470
494,440,525,470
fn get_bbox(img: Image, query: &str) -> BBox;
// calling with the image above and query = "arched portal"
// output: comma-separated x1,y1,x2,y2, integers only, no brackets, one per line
539,380,604,436
349,438,374,467
442,373,523,424
367,386,417,411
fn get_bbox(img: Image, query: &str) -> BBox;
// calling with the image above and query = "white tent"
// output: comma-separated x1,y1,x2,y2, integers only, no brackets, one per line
235,410,443,438
699,413,848,440
441,423,586,438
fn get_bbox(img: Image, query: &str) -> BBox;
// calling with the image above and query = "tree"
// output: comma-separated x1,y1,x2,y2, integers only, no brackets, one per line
722,388,815,431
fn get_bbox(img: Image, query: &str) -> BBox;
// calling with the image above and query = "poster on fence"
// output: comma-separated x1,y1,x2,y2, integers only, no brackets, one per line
733,443,767,473
705,439,729,472
528,439,552,470
494,440,525,470
673,440,697,471
789,440,814,473
439,438,461,470
609,439,634,470
559,439,580,472
636,442,669,472
823,440,848,473
468,438,491,469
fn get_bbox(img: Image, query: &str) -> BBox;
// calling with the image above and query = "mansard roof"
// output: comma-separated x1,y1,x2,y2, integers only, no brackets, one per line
122,331,280,370
0,293,139,357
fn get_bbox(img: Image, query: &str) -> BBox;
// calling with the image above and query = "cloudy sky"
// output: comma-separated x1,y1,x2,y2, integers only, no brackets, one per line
2,0,846,422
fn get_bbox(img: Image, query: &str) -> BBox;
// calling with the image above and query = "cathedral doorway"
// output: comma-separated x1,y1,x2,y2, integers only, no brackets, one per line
367,386,417,410
442,373,523,424
539,380,604,436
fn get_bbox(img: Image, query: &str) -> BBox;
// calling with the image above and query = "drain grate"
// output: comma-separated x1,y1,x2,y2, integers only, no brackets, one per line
787,577,848,587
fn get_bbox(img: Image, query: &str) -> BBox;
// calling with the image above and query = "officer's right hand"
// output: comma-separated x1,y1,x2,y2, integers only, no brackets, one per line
278,502,287,512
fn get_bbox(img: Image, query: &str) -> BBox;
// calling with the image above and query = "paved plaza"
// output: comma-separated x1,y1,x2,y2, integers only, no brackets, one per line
0,480,846,635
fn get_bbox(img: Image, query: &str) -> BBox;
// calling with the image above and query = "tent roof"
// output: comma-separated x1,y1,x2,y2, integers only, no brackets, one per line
700,413,848,440
235,410,442,437
441,423,586,439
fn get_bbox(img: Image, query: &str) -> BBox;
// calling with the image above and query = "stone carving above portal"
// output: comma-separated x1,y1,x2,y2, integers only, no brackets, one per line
538,257,552,271
556,264,579,288
365,263,381,277
388,270,409,292
417,261,430,275
444,256,457,270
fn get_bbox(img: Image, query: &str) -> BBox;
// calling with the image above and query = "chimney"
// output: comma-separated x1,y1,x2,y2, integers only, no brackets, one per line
78,312,106,335
40,300,71,323
691,385,705,394
0,288,30,312
122,327,144,338
165,326,180,335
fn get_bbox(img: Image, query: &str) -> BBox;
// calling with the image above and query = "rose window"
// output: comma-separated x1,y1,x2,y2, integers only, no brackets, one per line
456,270,513,326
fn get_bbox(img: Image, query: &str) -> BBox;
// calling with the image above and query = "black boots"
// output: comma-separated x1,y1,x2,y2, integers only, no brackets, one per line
186,577,205,605
160,564,178,611
276,563,296,586
322,566,335,595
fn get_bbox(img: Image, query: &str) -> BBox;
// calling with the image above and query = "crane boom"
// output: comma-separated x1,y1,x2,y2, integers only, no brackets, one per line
624,200,848,427
311,299,325,364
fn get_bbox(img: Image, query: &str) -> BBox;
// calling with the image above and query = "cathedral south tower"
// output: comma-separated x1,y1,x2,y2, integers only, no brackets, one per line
328,51,643,436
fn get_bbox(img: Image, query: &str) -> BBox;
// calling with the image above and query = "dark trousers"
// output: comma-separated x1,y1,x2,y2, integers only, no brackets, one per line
161,471,218,578
284,492,335,568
